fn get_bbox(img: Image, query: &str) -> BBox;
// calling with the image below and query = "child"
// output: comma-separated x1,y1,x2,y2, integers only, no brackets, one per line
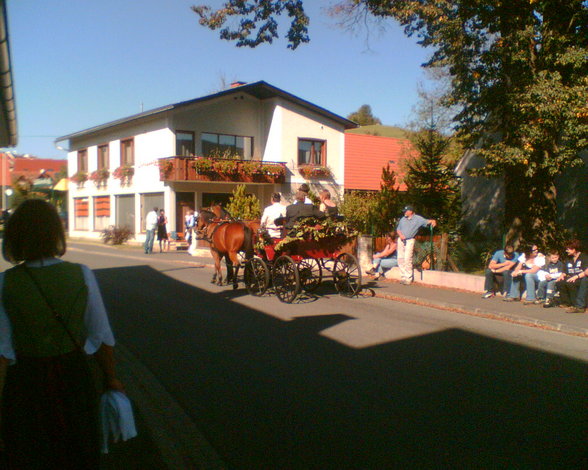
537,250,565,307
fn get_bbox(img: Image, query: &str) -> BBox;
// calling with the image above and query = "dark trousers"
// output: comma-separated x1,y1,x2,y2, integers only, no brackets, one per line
484,269,512,294
556,278,588,308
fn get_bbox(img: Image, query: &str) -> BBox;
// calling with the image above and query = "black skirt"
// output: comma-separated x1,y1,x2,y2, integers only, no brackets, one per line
1,349,100,470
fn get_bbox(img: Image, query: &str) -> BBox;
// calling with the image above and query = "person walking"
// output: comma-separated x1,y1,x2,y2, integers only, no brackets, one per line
157,209,169,252
0,199,124,469
396,205,436,285
144,206,158,254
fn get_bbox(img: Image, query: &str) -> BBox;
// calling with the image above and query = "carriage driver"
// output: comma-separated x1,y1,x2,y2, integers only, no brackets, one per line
275,191,326,235
261,193,286,238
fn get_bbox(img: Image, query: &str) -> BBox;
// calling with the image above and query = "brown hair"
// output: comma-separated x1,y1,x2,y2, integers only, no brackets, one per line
2,199,66,264
565,239,582,252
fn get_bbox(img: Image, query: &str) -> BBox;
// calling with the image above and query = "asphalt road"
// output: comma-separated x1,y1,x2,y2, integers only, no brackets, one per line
11,243,587,469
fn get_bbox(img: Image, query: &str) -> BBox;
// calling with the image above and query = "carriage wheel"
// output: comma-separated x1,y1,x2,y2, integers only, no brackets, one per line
298,258,322,293
333,253,362,297
272,255,301,303
244,257,270,296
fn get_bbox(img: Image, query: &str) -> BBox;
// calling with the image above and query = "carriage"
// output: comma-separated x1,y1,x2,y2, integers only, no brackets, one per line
244,219,362,303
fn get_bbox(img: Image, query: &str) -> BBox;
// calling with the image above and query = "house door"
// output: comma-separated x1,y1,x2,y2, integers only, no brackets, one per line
176,192,195,236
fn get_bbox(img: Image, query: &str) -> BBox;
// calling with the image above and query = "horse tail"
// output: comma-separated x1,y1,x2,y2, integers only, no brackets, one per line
243,223,254,260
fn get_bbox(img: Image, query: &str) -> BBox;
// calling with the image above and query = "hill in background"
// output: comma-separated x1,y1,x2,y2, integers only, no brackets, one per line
346,125,409,139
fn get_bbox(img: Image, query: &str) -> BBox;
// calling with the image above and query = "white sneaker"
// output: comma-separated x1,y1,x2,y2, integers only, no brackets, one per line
482,291,495,299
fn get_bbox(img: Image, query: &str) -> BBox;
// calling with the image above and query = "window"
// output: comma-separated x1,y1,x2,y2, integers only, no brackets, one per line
121,138,134,166
98,144,109,170
93,196,110,231
77,149,88,173
298,139,326,166
141,193,164,233
201,132,253,159
74,197,89,230
176,131,195,156
115,194,135,230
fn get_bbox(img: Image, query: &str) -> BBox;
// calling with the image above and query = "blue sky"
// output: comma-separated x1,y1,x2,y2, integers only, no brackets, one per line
7,0,433,159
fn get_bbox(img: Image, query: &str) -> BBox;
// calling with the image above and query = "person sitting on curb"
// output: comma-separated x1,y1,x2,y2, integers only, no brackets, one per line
555,239,588,314
503,244,545,304
537,249,565,308
482,244,518,298
365,232,398,281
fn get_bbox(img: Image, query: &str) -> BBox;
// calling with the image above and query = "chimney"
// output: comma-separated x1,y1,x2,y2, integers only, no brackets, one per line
230,81,247,88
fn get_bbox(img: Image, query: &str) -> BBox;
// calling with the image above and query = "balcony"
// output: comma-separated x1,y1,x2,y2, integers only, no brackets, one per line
158,156,287,184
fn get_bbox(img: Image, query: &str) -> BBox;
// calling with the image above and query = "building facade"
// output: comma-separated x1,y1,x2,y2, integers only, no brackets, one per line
57,81,356,242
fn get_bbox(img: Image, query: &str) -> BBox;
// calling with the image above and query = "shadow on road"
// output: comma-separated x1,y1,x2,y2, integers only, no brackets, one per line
96,265,587,469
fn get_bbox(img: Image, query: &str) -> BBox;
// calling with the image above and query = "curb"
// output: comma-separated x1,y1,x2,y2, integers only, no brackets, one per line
372,290,588,337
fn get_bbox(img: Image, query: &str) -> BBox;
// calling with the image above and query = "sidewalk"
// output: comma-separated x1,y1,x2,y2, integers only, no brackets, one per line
366,277,588,337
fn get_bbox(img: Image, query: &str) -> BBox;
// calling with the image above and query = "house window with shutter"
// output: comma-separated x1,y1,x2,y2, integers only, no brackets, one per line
74,197,89,230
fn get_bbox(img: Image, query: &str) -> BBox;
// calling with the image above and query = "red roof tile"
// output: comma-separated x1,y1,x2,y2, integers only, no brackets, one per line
344,134,415,191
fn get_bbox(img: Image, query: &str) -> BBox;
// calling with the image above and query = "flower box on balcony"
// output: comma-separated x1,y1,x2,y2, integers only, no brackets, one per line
299,165,332,179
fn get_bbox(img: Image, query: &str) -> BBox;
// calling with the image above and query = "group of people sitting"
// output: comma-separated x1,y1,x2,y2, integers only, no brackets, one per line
260,184,339,239
483,239,588,314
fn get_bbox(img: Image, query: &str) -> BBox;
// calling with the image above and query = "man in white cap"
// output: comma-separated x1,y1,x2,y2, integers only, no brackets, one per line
396,205,436,285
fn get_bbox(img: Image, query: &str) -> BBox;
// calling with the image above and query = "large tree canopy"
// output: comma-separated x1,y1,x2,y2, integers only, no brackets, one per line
194,0,588,245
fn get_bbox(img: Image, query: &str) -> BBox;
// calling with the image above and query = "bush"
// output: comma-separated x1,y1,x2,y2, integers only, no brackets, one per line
101,226,134,245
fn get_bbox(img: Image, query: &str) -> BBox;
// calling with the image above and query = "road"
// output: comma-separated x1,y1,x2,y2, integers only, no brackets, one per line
8,243,587,469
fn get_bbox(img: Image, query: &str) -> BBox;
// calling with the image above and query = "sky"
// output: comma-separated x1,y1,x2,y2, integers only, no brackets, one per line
6,0,434,160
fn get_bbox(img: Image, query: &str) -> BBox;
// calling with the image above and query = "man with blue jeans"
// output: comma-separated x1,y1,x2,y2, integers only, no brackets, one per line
504,245,545,304
396,206,436,285
144,207,158,254
482,244,518,298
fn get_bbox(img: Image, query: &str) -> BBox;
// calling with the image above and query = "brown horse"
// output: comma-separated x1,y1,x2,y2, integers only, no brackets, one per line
196,208,254,289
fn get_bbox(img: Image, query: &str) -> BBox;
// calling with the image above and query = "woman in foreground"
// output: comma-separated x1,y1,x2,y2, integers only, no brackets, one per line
0,199,124,469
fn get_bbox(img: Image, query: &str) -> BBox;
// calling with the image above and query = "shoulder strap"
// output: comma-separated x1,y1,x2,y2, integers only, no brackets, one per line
21,264,85,351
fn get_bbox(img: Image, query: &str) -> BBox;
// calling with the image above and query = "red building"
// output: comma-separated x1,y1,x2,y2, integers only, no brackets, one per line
344,133,414,192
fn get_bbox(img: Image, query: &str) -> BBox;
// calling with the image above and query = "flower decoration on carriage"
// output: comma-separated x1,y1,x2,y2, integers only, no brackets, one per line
298,165,332,179
273,217,358,253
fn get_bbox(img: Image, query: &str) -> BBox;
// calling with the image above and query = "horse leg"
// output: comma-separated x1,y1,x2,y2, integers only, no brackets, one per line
224,254,233,285
211,250,222,285
228,251,241,290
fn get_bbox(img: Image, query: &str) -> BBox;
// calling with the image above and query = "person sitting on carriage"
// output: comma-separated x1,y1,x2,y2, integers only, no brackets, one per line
319,189,338,218
275,191,326,236
261,193,286,239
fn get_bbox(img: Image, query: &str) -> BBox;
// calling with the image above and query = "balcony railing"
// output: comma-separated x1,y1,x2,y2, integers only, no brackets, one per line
158,156,287,184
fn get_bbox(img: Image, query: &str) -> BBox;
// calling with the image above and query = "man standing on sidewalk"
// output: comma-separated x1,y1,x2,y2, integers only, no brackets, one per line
144,207,158,254
396,206,436,285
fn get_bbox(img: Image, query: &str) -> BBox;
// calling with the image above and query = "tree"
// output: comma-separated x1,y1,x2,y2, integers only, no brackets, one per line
193,0,588,247
404,128,461,234
225,184,261,220
347,104,382,126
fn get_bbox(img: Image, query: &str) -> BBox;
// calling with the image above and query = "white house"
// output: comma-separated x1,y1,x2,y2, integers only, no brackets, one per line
56,81,357,242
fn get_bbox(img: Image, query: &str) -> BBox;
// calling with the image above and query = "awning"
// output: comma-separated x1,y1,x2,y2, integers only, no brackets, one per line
53,178,69,191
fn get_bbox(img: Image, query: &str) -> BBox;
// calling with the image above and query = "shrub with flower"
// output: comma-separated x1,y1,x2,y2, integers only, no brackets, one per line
261,164,286,177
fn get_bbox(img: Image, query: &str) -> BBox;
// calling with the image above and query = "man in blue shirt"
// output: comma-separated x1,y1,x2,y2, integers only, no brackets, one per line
482,244,518,298
396,205,436,285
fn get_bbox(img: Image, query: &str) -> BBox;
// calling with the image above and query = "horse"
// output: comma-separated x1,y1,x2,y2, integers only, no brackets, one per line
196,208,255,289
